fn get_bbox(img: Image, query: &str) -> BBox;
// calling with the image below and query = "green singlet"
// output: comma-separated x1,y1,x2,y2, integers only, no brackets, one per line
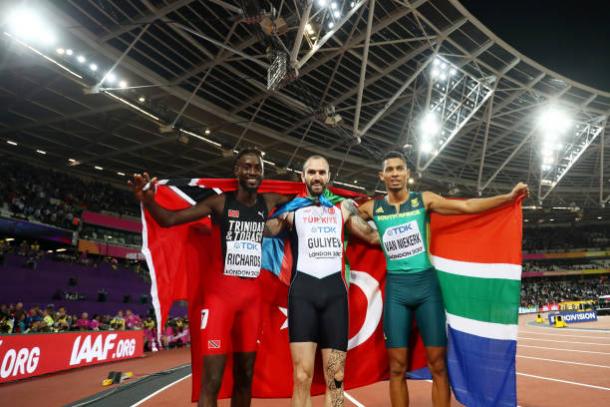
372,191,433,274
372,191,447,348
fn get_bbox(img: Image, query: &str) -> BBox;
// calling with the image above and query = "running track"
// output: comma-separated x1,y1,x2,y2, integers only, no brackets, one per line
2,315,609,406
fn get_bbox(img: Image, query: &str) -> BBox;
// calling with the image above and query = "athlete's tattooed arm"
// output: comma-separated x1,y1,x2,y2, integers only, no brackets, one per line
342,200,380,245
263,212,293,236
325,349,346,407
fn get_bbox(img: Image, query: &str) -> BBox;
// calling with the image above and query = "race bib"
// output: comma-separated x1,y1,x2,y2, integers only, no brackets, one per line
224,240,262,278
382,220,424,260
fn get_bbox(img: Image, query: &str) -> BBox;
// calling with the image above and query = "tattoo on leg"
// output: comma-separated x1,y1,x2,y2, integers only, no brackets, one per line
326,349,346,407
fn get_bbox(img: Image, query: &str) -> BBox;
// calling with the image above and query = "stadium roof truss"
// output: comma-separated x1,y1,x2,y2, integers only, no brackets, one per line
1,0,609,209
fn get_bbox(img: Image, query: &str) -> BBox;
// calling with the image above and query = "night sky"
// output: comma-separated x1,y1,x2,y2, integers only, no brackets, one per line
461,0,610,92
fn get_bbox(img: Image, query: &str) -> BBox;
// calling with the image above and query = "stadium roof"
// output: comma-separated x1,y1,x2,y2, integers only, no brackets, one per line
1,0,609,209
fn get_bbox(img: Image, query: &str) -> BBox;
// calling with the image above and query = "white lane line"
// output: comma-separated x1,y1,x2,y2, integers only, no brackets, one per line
518,336,610,346
517,355,610,369
130,373,192,407
519,330,610,339
518,344,610,355
345,391,366,407
517,372,610,391
523,325,610,333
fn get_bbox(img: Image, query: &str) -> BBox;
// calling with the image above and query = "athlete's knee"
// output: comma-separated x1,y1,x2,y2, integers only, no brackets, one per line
234,365,254,389
388,356,407,378
325,349,346,390
203,371,223,395
293,365,314,388
427,353,447,377
330,369,344,390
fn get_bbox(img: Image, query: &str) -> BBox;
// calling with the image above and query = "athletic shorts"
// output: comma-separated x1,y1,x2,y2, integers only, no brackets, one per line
288,272,348,351
383,269,447,348
199,275,262,355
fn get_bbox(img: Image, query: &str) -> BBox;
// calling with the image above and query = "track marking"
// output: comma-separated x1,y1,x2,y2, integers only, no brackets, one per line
518,344,610,355
130,373,192,407
523,325,610,333
345,392,366,407
519,330,610,339
517,372,610,391
517,355,610,369
518,336,610,345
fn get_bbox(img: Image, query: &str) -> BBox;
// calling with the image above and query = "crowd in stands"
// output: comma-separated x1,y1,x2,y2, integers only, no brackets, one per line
80,224,142,247
1,237,150,282
0,303,142,334
0,161,137,230
0,302,188,351
524,259,610,273
523,224,610,252
520,275,610,307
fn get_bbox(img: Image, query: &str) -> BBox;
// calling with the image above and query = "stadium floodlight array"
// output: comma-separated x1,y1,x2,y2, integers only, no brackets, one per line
416,56,495,172
538,116,605,202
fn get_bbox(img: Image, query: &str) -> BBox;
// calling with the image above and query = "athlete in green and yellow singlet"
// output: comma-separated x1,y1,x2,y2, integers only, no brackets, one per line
359,151,528,407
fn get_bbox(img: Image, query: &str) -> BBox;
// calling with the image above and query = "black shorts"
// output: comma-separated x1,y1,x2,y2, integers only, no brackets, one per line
288,272,348,351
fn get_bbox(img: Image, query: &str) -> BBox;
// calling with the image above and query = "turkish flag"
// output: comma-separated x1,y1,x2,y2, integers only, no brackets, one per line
249,241,428,398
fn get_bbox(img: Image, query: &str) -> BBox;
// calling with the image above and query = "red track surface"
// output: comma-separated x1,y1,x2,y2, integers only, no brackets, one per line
3,315,609,406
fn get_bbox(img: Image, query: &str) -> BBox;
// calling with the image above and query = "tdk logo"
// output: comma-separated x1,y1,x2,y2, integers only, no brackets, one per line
312,226,336,234
234,242,258,250
387,223,413,236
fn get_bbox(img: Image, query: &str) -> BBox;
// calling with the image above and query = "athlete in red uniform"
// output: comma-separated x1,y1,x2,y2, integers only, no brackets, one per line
130,149,291,407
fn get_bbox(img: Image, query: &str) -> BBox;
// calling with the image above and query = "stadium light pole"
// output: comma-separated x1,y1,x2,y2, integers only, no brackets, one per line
353,0,375,139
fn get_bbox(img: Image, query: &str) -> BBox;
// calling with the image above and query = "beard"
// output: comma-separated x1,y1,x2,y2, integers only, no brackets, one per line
238,176,261,193
306,181,326,197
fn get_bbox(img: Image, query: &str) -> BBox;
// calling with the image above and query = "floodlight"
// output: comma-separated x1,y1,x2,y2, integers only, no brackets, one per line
56,48,65,55
419,111,441,137
431,67,440,78
420,142,433,154
7,8,56,46
89,63,98,71
77,55,86,63
449,68,457,76
118,80,128,88
328,22,334,28
331,2,338,9
138,96,146,103
104,72,117,84
317,0,328,7
439,72,447,81
66,49,73,56
333,10,341,18
204,128,211,135
94,166,103,171
537,107,571,135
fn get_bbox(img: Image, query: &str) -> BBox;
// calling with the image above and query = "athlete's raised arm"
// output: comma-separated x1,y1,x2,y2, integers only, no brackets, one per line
423,182,528,215
129,172,224,227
